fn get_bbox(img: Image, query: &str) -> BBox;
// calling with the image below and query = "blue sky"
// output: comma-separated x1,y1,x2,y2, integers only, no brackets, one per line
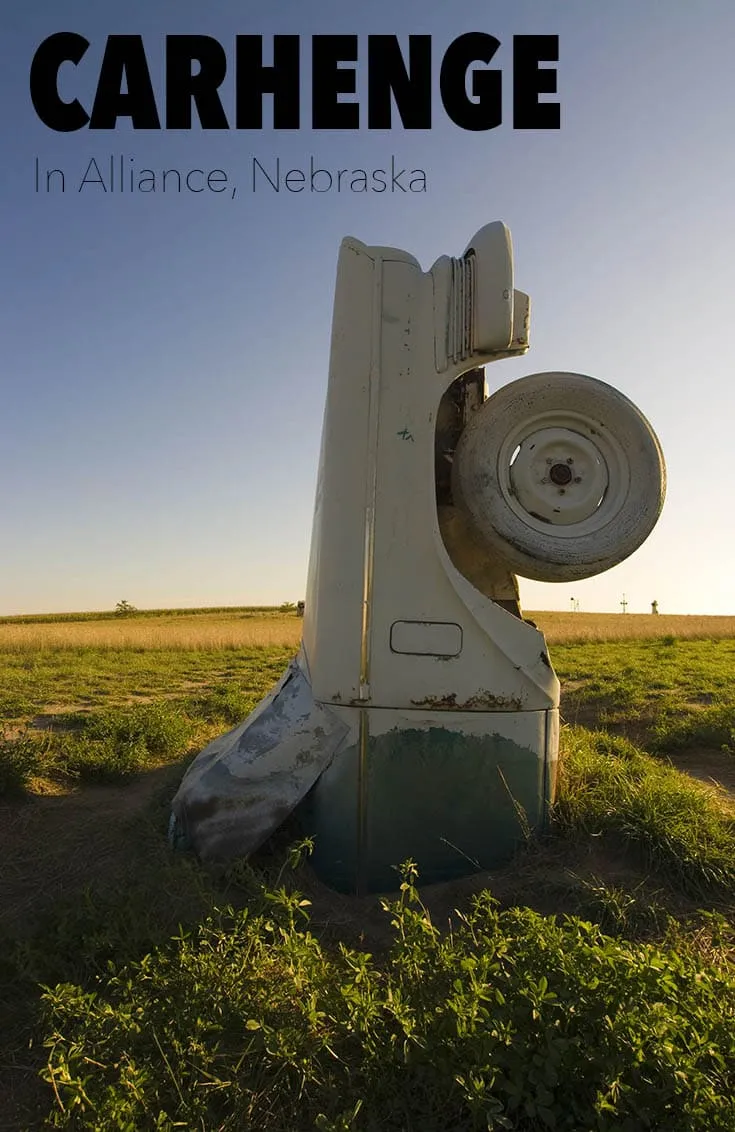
2,0,734,616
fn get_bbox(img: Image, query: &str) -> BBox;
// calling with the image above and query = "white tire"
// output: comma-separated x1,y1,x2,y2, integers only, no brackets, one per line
451,372,666,582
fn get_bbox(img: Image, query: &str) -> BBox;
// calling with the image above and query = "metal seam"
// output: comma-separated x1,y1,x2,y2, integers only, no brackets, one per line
356,256,383,893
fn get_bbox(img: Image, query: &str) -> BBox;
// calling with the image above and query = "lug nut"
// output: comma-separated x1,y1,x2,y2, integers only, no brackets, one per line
549,462,573,486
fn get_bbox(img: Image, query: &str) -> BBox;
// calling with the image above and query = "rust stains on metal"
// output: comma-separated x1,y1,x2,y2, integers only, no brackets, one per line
410,689,524,711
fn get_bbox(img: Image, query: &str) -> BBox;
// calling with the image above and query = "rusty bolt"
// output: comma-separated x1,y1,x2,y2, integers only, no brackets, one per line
549,462,573,486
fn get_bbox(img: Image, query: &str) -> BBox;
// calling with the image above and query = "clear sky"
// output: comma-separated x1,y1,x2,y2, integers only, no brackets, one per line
2,0,734,616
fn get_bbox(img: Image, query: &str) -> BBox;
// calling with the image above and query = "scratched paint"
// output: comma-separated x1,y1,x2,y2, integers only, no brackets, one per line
410,691,525,711
169,661,349,861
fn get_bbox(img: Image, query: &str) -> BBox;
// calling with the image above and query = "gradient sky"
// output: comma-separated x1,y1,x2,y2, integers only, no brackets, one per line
2,0,734,616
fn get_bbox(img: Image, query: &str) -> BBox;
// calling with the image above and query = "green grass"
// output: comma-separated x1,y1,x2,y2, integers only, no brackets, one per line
39,864,735,1132
0,647,291,794
0,646,292,723
555,637,735,752
0,733,46,794
554,728,735,901
1,635,735,1129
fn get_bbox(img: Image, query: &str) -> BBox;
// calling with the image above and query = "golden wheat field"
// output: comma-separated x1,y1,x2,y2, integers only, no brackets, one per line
0,612,301,651
0,609,732,651
526,611,735,643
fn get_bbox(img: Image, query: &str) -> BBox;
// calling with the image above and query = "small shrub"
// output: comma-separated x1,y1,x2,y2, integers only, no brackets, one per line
40,863,735,1131
0,733,44,794
53,702,195,782
55,733,150,782
83,701,193,759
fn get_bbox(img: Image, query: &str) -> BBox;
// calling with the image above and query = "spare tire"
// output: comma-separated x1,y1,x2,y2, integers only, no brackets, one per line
451,371,666,582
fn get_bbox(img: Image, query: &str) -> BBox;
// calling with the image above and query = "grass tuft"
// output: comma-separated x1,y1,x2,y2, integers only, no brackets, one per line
0,733,46,794
649,702,735,753
553,727,735,900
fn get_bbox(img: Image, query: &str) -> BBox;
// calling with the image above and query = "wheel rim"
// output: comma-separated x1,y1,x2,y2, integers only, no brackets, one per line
497,410,631,538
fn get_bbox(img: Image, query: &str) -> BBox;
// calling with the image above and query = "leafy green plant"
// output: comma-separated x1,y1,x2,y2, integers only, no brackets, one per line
40,861,735,1131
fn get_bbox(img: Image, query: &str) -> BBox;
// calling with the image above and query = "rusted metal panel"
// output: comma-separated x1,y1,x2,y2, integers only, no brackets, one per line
169,661,349,862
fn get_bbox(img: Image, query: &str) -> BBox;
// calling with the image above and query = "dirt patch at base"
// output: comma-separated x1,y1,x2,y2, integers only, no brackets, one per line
0,763,183,938
665,749,735,809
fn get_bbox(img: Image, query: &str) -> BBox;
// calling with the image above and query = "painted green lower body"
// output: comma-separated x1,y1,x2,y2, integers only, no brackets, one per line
296,714,556,894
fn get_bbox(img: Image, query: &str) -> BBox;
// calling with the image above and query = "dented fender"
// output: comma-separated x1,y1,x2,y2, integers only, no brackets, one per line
169,660,349,861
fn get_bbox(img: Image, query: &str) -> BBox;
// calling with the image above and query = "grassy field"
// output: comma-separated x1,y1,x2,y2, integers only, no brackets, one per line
0,608,734,1129
527,610,735,643
0,607,733,651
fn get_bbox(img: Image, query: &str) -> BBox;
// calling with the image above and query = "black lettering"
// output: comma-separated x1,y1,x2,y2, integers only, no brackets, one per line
440,33,501,131
236,36,300,128
310,157,332,191
367,36,431,129
207,169,227,191
185,169,205,191
90,36,160,129
166,36,228,128
285,169,305,191
391,158,407,191
513,35,560,129
46,167,65,192
30,32,90,132
252,156,279,190
372,168,387,192
312,36,358,129
79,157,106,191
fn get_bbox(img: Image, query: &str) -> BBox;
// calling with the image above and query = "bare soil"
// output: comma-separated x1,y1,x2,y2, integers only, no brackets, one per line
1,743,733,944
0,764,182,938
